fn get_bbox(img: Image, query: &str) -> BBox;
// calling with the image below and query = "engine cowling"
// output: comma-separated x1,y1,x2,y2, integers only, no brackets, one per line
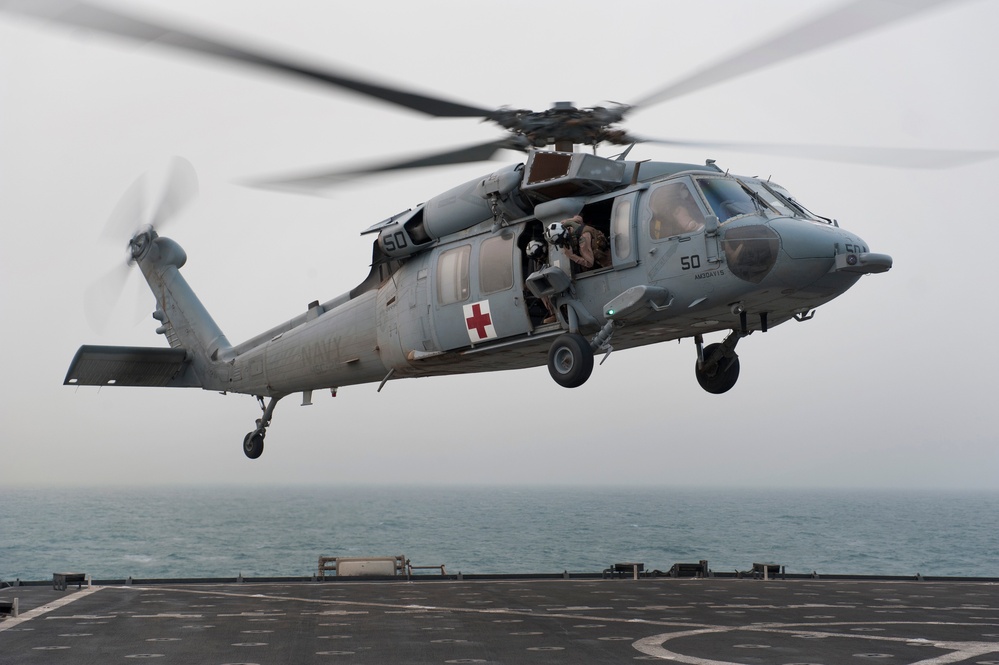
373,164,528,258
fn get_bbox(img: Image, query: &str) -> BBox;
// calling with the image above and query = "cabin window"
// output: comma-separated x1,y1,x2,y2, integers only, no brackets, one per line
479,233,514,295
648,181,706,240
611,194,635,261
696,177,757,223
437,245,471,305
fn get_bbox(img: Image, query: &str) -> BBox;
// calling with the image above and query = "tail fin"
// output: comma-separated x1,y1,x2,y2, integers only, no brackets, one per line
135,230,232,390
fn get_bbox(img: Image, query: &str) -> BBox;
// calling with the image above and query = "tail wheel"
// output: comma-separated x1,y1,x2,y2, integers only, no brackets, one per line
547,333,594,388
243,431,265,459
695,342,740,394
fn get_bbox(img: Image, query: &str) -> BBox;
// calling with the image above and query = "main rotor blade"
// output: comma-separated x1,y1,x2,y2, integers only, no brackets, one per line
632,0,965,109
1,0,492,118
642,137,999,169
246,140,516,194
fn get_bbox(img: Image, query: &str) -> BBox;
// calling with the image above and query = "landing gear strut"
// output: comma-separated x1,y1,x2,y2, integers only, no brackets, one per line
243,395,282,459
694,331,744,394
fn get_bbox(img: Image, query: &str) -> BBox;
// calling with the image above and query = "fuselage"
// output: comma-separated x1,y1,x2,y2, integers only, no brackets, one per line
184,155,889,398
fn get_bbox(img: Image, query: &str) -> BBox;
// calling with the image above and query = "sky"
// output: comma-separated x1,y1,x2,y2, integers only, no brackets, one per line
1,0,997,490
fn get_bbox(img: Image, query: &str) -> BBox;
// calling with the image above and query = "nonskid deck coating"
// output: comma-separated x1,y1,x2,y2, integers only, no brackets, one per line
2,577,998,663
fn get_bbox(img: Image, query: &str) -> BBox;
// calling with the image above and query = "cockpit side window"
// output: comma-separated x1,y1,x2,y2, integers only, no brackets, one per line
696,177,757,223
648,181,706,240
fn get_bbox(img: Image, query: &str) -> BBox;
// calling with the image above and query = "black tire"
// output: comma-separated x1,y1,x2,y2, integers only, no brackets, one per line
695,342,740,394
243,431,265,459
547,333,594,388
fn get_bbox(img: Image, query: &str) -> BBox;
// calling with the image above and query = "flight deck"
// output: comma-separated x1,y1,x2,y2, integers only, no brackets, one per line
3,574,998,664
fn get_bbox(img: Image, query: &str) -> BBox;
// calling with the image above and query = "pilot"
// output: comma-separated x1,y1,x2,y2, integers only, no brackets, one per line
672,204,703,234
561,215,610,271
650,184,705,239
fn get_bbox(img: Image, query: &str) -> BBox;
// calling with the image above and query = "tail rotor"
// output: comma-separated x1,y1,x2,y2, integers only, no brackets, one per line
84,157,199,333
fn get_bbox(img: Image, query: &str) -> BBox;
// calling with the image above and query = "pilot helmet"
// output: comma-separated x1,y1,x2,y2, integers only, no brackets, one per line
526,239,546,259
544,222,567,245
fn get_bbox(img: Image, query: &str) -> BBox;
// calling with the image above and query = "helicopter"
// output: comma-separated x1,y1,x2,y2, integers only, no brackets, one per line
6,1,994,460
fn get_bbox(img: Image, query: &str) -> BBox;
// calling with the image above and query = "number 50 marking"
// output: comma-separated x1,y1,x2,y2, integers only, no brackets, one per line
681,254,701,270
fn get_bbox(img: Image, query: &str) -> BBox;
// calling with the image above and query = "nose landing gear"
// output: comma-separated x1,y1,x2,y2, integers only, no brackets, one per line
243,429,265,459
243,395,283,459
694,331,744,394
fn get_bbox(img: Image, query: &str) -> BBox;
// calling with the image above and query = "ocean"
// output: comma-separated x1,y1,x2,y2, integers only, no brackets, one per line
1,486,996,582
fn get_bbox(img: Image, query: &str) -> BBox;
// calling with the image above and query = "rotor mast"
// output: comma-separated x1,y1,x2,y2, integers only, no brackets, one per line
553,102,576,153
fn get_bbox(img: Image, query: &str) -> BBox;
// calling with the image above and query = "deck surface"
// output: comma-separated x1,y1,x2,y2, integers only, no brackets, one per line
3,576,998,663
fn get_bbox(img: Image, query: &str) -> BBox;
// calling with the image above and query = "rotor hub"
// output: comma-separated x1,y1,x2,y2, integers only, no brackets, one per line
488,103,635,149
128,229,155,262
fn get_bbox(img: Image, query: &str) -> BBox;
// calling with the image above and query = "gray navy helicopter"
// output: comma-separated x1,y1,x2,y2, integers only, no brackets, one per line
7,0,995,459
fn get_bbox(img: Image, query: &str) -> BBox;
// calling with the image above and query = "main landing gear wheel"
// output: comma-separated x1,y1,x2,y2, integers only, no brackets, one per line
243,430,265,459
548,333,594,388
695,342,740,394
242,394,282,460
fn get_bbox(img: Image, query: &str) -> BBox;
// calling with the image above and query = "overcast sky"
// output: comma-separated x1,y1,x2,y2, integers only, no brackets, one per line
1,0,997,490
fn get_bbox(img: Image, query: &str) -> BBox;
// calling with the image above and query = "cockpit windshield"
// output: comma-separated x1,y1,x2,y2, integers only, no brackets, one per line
742,179,825,222
695,177,758,223
740,179,797,217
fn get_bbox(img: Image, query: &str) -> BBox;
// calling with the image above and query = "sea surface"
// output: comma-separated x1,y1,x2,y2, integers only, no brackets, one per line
1,486,996,582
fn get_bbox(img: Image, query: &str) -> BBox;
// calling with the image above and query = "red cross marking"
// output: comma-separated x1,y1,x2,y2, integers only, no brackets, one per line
466,303,493,339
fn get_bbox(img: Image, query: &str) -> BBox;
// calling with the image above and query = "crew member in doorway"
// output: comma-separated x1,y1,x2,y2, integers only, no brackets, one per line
561,215,610,272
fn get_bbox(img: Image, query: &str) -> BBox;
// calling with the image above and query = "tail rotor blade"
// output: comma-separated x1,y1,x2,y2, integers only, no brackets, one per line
86,157,199,333
83,259,132,334
127,263,154,327
150,156,199,231
100,173,147,242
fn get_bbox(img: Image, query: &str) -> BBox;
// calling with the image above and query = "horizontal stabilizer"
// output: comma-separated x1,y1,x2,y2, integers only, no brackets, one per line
64,345,200,387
